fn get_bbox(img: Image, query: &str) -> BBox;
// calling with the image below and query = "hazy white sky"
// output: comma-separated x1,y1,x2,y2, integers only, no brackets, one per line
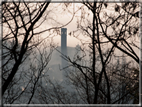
39,3,139,48
33,2,140,57
40,3,89,47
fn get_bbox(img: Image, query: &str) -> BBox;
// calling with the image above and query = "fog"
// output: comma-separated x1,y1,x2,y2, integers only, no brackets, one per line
2,2,140,104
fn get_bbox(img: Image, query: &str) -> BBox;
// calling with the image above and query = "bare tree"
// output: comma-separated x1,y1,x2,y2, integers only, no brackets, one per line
2,1,140,104
2,1,52,96
3,39,54,104
2,1,77,104
58,2,139,104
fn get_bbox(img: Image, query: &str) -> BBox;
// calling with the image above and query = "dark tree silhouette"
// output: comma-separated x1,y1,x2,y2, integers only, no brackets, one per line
2,1,140,104
2,1,76,104
59,2,139,104
2,1,52,96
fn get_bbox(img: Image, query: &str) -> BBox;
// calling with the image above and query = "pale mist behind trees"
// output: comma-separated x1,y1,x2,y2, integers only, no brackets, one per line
2,2,140,104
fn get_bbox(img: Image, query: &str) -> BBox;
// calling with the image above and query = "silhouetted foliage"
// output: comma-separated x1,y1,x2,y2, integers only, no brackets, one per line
2,1,53,103
59,2,139,104
2,1,139,104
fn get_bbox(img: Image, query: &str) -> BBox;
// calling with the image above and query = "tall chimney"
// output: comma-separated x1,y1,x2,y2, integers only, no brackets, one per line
61,28,67,68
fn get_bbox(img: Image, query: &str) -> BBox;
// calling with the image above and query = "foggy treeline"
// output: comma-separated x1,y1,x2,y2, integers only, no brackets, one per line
2,1,140,105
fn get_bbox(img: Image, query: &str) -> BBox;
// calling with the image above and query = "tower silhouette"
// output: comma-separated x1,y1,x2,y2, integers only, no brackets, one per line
61,28,67,68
